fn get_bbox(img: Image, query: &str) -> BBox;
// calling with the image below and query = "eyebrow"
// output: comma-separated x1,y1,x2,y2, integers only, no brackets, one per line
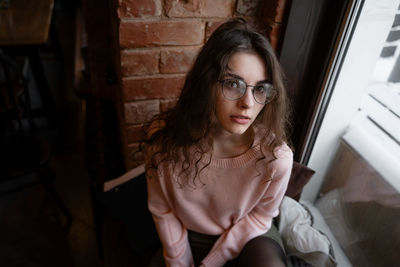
223,72,271,84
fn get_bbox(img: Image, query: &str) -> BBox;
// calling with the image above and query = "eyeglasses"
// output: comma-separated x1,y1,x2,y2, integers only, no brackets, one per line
218,78,276,104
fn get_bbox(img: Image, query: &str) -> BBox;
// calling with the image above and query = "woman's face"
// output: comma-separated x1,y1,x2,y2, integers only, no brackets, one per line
215,51,267,136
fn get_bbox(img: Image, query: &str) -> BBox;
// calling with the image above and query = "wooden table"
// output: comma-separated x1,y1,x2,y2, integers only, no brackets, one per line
0,0,56,123
0,0,54,45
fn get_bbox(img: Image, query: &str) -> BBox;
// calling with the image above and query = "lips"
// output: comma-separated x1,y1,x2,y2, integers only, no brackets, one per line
231,115,251,124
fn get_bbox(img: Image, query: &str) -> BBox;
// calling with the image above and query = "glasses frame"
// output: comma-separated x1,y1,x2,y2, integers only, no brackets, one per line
218,79,276,104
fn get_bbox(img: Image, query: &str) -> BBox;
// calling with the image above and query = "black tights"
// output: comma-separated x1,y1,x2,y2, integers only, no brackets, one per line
188,230,287,267
228,236,287,267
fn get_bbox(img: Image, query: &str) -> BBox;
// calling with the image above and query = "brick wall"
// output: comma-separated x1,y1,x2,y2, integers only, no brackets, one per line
116,0,290,169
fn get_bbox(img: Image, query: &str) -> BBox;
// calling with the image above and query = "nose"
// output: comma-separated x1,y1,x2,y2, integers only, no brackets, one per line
238,87,255,108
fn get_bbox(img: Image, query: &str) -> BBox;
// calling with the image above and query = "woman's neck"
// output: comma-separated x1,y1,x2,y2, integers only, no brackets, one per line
211,127,254,158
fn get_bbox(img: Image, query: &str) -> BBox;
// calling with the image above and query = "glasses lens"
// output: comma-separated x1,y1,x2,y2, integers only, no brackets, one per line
254,83,275,104
222,79,246,100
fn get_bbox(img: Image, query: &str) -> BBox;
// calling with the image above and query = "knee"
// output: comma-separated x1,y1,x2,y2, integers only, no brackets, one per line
236,236,286,267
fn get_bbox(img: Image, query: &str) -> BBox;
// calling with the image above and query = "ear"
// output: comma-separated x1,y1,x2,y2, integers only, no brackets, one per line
285,161,315,201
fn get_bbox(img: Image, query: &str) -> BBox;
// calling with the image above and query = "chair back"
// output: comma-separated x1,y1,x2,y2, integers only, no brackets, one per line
0,49,39,179
0,49,35,137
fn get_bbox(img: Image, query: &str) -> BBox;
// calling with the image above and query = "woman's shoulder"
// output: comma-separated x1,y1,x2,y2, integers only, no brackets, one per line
272,142,293,159
260,142,293,171
253,125,293,159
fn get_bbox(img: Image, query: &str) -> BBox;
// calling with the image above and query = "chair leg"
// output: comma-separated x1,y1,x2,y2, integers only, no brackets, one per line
37,165,73,229
90,189,104,259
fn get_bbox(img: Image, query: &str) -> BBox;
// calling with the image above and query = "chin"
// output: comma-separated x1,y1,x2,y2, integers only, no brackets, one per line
226,125,251,135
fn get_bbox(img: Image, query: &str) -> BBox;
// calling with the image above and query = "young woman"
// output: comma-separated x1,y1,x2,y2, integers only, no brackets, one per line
144,18,293,267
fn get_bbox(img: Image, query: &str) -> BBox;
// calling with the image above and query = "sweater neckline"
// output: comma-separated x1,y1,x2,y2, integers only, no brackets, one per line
196,124,271,168
200,144,261,168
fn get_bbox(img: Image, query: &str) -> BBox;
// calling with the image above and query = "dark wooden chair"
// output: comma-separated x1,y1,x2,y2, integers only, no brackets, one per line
0,49,72,228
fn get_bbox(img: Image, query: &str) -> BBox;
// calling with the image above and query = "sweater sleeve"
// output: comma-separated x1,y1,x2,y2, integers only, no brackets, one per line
147,166,194,267
201,153,293,267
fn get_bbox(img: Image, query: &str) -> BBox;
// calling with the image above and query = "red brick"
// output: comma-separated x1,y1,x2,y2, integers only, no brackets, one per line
124,100,159,124
123,76,185,101
126,124,145,143
121,50,160,76
165,0,234,18
160,47,201,74
120,21,205,48
205,21,225,40
160,98,178,112
118,0,161,18
236,0,259,16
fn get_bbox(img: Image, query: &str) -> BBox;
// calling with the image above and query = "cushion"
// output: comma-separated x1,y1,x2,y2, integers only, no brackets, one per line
285,162,315,201
301,200,353,267
279,197,337,267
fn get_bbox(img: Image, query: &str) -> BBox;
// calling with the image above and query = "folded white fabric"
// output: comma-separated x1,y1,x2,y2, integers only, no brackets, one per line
279,196,337,267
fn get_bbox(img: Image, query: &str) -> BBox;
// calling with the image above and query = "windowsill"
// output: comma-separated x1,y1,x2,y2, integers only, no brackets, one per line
342,116,400,193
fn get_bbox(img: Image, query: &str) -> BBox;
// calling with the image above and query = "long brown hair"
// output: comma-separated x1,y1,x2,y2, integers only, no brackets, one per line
144,18,291,184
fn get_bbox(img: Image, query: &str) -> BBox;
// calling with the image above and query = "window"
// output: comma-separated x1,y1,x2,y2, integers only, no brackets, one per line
301,1,400,266
302,0,400,201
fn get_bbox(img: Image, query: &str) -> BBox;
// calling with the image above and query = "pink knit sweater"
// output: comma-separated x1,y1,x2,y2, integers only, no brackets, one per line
146,130,293,267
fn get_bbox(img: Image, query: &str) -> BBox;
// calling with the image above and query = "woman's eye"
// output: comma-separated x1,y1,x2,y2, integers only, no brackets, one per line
255,85,266,93
226,80,241,88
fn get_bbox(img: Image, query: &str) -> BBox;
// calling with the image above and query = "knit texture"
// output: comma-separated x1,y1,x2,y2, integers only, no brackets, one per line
146,127,293,267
